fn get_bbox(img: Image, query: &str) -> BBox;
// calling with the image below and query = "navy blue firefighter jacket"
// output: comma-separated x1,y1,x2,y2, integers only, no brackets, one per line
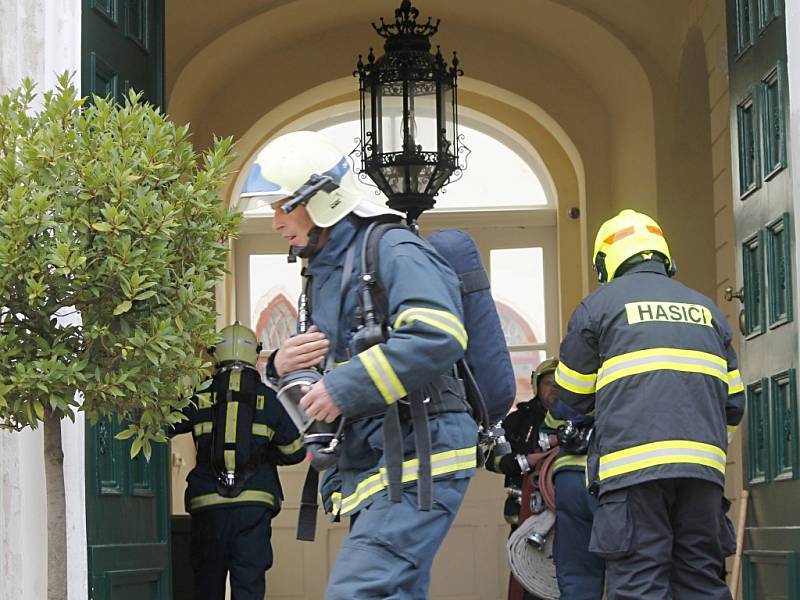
309,215,478,518
171,367,305,514
554,260,745,497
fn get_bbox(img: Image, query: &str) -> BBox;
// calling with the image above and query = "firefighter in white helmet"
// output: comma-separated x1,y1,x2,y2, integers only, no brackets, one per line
245,130,477,599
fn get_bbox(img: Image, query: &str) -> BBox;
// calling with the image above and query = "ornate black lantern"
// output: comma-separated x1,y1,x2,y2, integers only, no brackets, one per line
354,0,465,221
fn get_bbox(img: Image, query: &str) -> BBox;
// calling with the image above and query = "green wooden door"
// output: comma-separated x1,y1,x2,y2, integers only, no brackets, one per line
82,2,170,599
86,417,172,599
727,1,800,597
82,0,164,106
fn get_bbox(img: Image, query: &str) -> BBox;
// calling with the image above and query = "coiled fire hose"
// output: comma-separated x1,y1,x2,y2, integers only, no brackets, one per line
537,447,559,512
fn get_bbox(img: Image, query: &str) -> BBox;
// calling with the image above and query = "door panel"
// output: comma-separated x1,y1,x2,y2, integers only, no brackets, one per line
82,0,164,106
82,2,169,598
727,1,800,597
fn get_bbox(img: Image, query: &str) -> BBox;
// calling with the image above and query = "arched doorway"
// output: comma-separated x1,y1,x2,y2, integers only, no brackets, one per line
213,105,563,598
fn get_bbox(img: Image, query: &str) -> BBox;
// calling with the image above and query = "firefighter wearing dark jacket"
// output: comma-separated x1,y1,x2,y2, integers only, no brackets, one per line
555,209,744,600
487,358,556,600
171,323,305,600
487,357,558,529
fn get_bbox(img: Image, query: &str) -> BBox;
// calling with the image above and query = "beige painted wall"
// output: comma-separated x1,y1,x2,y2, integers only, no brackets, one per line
166,1,743,597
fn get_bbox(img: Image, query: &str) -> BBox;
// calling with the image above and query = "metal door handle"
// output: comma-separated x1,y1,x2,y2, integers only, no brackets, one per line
725,286,744,303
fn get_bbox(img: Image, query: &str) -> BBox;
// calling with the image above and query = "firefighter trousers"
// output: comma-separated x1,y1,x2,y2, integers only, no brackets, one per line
325,478,470,600
553,470,605,599
589,478,735,600
190,505,273,600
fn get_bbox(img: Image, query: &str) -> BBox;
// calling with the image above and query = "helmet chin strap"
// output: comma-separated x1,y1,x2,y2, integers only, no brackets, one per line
287,226,324,262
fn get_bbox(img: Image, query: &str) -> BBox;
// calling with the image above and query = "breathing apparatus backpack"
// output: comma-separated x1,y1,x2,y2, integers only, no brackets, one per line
208,363,262,498
425,228,517,424
357,218,516,433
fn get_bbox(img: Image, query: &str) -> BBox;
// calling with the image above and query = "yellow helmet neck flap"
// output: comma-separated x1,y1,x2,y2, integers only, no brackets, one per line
213,322,262,366
592,209,675,283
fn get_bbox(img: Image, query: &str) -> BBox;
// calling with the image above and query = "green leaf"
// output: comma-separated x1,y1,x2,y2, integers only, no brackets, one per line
143,438,152,462
134,290,157,301
113,300,132,315
33,400,45,420
144,348,160,365
115,427,136,441
130,437,143,459
91,222,113,232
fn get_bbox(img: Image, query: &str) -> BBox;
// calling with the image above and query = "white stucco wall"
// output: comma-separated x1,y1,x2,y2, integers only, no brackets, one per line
0,2,84,600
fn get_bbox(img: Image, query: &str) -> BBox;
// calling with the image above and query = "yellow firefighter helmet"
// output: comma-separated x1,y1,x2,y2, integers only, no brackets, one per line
592,209,675,283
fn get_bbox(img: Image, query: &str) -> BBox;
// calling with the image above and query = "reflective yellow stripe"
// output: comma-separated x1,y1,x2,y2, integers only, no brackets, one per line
553,454,587,472
359,345,407,404
555,362,597,395
278,435,304,455
256,395,264,410
193,422,213,436
597,348,728,391
727,424,738,443
339,446,476,516
224,450,235,471
229,368,242,392
190,490,275,511
394,308,468,350
728,369,744,395
544,412,565,428
251,423,274,439
225,403,238,443
224,402,239,471
599,440,726,480
198,394,213,409
330,492,342,516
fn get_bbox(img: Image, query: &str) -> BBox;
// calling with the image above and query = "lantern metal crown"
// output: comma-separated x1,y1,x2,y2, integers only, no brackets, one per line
354,0,466,222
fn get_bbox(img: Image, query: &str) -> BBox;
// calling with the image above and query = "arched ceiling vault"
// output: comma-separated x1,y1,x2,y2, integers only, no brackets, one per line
168,0,709,301
169,0,660,132
167,0,694,107
167,0,684,210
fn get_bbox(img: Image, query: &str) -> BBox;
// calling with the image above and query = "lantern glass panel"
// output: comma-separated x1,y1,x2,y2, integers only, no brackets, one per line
378,94,403,154
379,164,402,195
407,80,437,153
405,163,434,195
363,82,374,156
369,82,384,157
442,83,456,157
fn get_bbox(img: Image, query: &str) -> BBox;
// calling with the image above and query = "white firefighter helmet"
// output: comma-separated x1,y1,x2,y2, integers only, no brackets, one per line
212,322,261,366
241,130,365,228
